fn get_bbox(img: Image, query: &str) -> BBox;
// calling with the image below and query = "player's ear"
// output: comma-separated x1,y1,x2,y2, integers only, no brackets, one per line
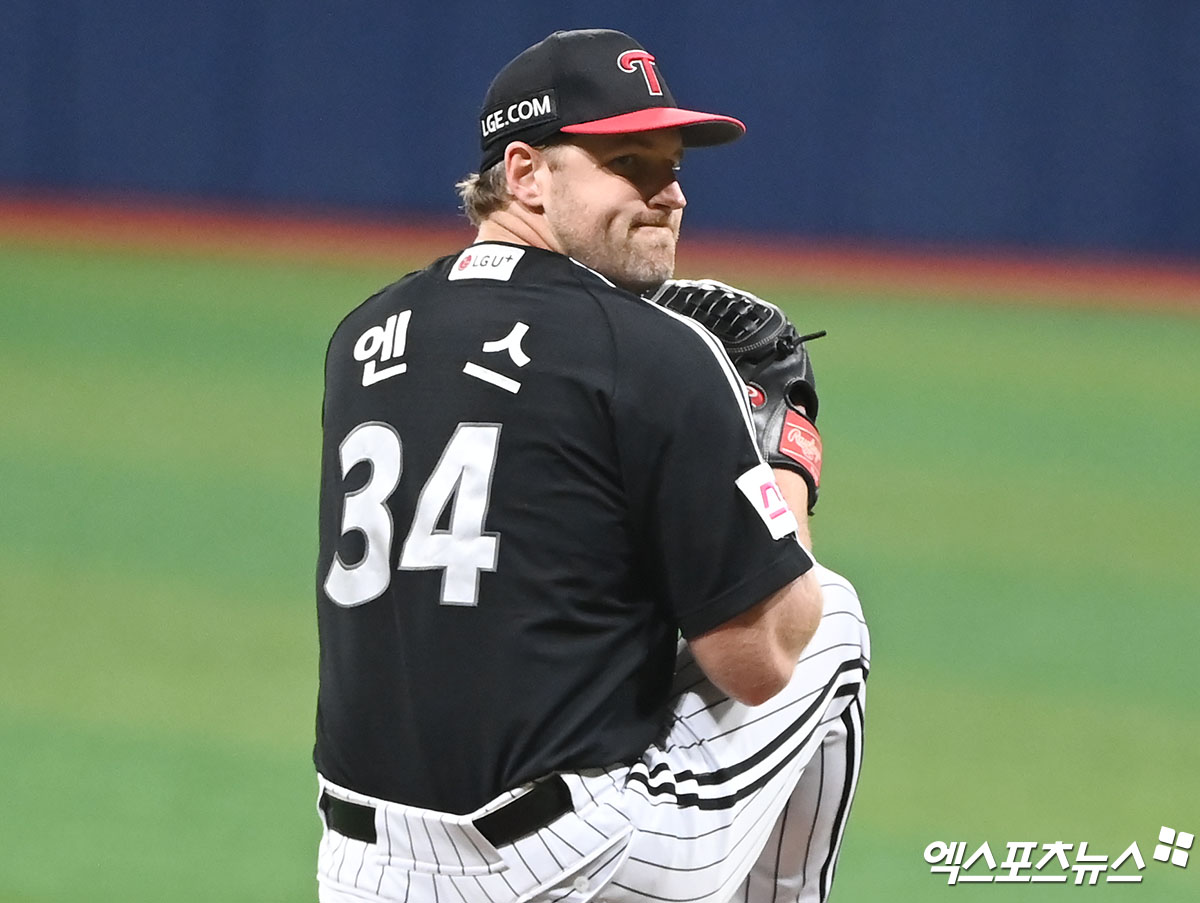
504,142,547,210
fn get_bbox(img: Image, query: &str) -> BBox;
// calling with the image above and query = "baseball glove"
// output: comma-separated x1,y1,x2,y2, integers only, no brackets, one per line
647,279,825,512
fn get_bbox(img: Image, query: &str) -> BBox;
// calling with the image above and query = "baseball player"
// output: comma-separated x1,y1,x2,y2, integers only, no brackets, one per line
314,28,869,903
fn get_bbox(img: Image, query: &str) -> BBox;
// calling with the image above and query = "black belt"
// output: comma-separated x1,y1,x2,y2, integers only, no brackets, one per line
320,775,573,848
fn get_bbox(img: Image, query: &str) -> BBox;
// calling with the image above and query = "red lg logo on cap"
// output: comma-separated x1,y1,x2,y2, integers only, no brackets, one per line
617,50,663,96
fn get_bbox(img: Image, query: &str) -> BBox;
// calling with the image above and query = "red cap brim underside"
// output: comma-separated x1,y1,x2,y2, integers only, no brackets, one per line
560,108,746,146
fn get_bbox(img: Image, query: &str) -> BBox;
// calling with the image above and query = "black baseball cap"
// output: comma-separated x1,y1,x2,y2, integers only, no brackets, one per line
478,29,746,171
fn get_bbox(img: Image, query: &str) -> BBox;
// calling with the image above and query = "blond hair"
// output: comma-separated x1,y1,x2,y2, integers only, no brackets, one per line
456,143,569,226
455,161,511,227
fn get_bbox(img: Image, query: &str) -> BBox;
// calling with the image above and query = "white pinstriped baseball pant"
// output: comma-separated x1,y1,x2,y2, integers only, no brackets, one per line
317,564,870,903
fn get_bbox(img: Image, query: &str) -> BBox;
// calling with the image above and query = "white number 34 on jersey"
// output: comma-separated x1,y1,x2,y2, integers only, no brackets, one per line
324,422,502,608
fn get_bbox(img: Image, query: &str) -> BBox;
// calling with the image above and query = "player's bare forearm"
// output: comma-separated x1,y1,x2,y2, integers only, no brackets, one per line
690,566,823,705
773,467,813,551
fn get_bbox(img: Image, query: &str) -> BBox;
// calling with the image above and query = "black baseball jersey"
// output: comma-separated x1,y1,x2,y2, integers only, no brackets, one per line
314,242,813,815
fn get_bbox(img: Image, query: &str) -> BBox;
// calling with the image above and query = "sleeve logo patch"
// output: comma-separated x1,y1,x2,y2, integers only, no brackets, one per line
448,245,525,282
736,462,800,540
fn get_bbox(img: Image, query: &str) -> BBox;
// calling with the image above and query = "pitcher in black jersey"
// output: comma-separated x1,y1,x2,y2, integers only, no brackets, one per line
314,28,870,903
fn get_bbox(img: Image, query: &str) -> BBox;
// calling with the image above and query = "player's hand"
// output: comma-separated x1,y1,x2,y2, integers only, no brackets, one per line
647,279,825,512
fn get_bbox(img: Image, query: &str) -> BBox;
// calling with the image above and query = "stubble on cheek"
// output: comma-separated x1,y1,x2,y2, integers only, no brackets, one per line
545,189,680,291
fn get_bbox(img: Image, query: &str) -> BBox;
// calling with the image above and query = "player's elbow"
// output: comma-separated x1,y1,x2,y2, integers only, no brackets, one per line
749,572,824,704
729,662,792,707
690,570,824,706
710,636,802,707
693,642,792,707
775,569,824,666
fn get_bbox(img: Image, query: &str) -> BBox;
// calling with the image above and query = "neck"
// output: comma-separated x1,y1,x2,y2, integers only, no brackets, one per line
476,207,562,254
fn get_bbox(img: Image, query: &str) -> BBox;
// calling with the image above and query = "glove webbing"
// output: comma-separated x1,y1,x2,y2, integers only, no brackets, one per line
655,286,781,357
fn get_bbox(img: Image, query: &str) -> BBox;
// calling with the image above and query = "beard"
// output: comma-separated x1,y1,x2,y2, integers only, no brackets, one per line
545,192,679,294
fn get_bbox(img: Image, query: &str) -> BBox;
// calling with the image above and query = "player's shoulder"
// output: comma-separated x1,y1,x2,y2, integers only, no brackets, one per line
557,262,737,367
617,291,747,383
324,244,725,372
416,241,711,354
324,244,533,343
326,266,424,341
388,242,636,322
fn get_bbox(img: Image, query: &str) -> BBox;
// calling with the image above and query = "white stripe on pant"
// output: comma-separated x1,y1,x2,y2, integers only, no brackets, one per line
318,564,870,903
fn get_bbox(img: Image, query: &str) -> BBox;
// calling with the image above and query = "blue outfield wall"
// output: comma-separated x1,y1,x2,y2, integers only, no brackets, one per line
2,1,1198,259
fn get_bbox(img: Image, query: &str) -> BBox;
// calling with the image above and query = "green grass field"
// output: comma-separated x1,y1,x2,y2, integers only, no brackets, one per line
1,239,1197,901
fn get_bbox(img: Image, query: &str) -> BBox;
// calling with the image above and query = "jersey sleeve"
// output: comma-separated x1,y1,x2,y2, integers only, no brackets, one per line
607,298,814,639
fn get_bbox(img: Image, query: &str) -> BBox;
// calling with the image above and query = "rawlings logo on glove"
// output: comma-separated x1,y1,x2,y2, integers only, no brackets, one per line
780,410,822,487
646,279,825,513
